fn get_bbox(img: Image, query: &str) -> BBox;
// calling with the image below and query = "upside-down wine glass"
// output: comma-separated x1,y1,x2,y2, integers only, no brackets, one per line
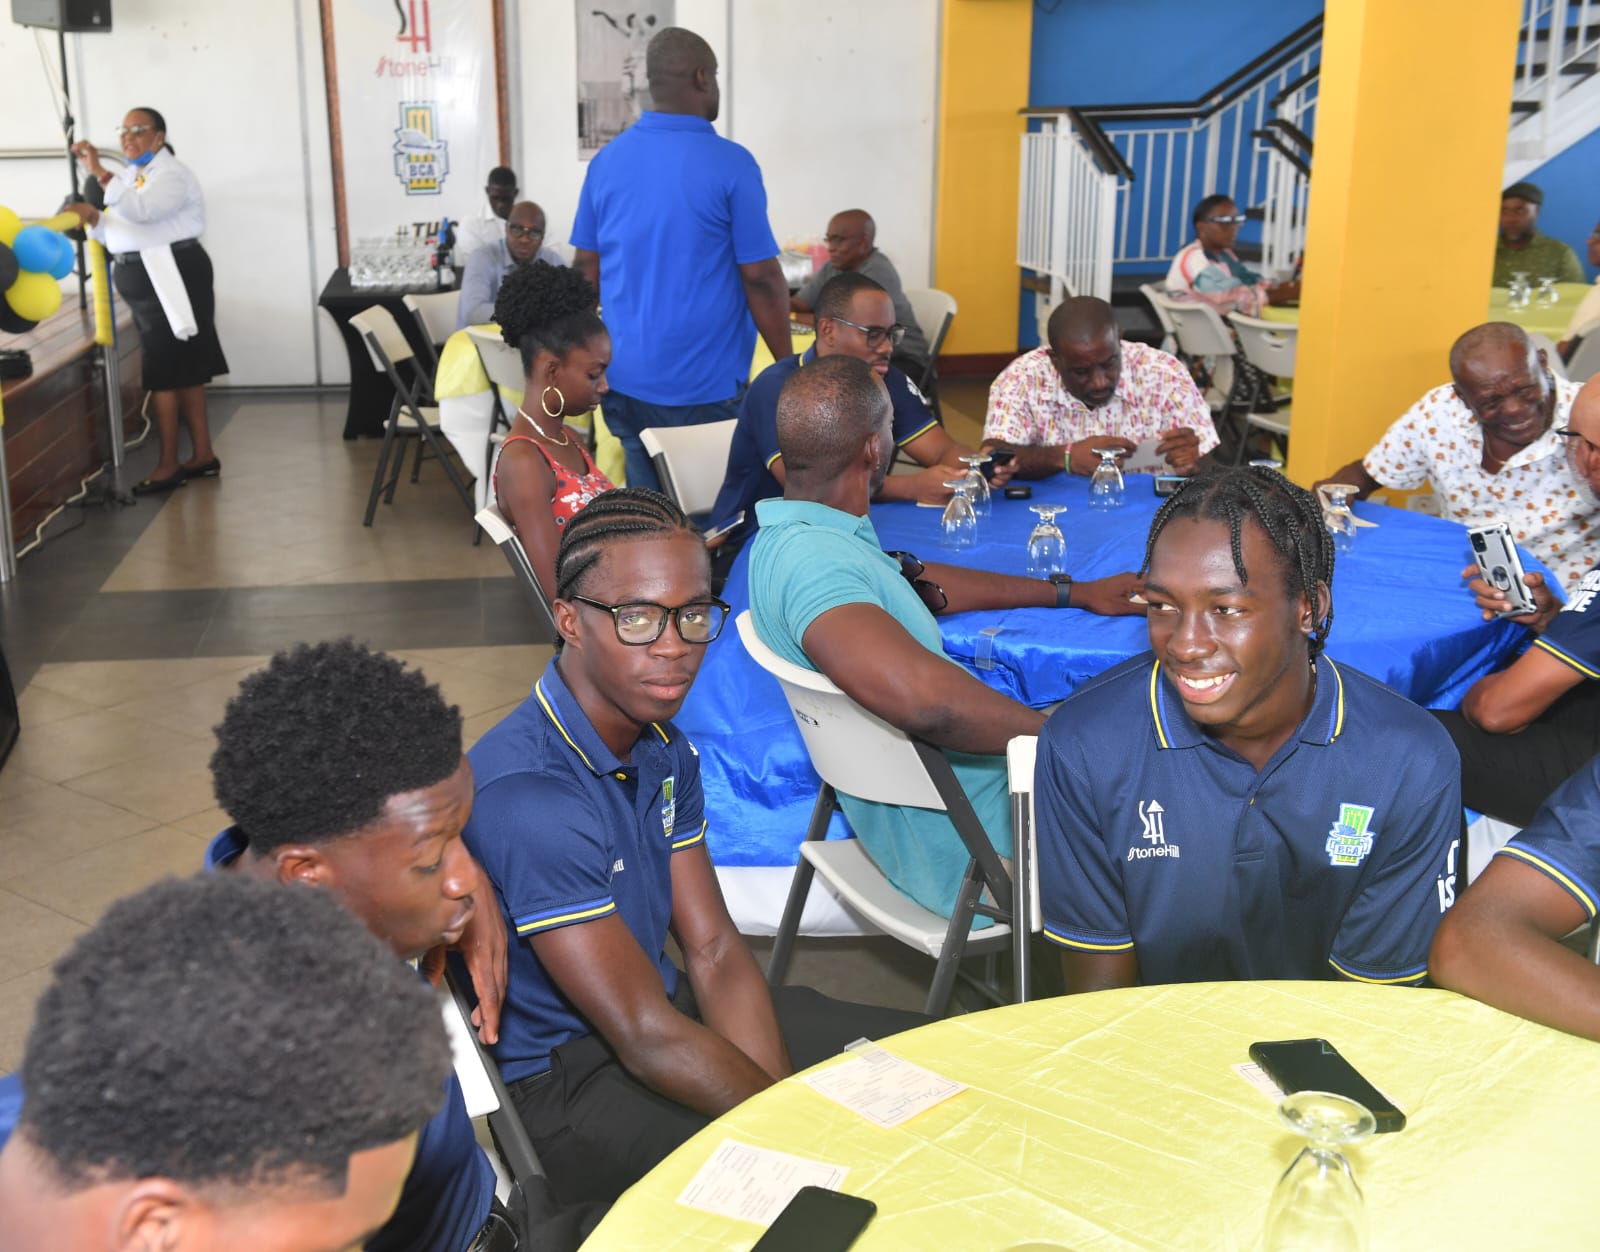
1537,276,1560,308
1025,504,1068,578
1508,271,1532,311
1088,447,1125,510
958,453,993,516
941,479,978,551
1262,1090,1376,1252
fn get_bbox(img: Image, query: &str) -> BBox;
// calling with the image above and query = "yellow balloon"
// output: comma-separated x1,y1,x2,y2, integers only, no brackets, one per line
0,205,19,247
38,211,82,234
6,269,63,321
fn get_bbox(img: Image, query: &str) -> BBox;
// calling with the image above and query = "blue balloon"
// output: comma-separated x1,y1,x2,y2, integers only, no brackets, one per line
11,224,59,273
46,230,74,279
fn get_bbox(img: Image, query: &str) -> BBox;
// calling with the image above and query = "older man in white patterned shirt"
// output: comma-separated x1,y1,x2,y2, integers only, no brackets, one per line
983,297,1219,479
1317,322,1594,594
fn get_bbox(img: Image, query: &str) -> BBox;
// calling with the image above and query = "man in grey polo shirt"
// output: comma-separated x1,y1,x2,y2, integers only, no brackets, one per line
791,209,929,374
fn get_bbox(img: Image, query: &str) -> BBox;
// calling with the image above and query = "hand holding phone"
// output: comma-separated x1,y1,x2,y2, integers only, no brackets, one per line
1467,523,1539,617
1249,1038,1405,1132
982,449,1015,481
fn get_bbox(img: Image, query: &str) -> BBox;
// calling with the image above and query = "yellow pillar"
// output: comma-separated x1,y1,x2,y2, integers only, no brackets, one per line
1286,0,1524,486
934,0,1032,358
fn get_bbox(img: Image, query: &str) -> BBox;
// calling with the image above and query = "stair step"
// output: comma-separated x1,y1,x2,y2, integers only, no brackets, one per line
1510,100,1542,114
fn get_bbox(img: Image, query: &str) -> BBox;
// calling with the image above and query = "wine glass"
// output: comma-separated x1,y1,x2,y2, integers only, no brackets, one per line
1025,504,1067,577
1321,483,1358,554
1508,271,1531,311
1537,276,1560,308
941,479,977,550
958,454,993,517
1262,1090,1376,1252
1088,448,1125,510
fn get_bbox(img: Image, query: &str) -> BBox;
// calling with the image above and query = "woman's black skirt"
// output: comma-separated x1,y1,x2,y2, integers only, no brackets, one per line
113,241,229,391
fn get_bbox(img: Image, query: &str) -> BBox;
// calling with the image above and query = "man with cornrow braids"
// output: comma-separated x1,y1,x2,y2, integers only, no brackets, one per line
464,487,926,1210
1035,465,1463,993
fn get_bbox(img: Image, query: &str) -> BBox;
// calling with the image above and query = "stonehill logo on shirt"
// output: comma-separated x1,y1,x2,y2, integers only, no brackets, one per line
1127,800,1180,860
1326,803,1377,867
661,775,676,840
1564,568,1599,614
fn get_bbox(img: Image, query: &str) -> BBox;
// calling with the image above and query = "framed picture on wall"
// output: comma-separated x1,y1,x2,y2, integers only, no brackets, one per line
577,2,674,159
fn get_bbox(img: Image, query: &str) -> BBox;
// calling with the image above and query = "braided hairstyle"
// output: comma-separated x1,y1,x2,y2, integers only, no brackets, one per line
494,260,606,374
1140,465,1335,656
554,486,700,601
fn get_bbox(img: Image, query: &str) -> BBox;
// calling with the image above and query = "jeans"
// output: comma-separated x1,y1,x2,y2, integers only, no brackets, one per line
600,389,741,493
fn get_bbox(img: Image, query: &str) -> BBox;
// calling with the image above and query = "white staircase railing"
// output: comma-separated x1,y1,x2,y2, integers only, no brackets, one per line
1507,0,1600,177
1017,112,1122,319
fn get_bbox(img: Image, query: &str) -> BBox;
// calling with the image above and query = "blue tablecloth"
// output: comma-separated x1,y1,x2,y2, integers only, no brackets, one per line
681,474,1535,872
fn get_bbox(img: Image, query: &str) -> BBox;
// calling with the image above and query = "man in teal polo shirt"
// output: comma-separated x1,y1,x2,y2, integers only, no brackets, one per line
747,355,1145,919
572,26,791,491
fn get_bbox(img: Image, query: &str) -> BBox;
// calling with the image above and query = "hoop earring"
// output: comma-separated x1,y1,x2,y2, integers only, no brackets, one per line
541,385,566,419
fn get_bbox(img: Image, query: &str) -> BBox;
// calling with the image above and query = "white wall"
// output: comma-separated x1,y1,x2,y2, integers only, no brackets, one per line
0,1,939,386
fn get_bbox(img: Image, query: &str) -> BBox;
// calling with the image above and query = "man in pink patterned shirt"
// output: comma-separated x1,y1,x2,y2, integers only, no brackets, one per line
982,297,1220,479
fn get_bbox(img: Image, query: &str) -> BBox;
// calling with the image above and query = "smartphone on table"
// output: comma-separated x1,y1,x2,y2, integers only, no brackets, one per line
1249,1038,1406,1132
1467,523,1538,616
751,1186,877,1251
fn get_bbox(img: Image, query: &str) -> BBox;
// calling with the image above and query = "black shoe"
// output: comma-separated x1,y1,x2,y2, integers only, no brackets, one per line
181,457,221,480
132,472,186,496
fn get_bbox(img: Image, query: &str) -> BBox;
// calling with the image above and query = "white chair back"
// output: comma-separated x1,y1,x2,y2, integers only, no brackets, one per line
403,291,461,347
349,306,416,369
476,503,558,632
1139,283,1179,353
466,327,527,394
1569,332,1600,384
1147,290,1236,359
736,612,946,810
641,419,739,516
903,286,958,359
1228,313,1299,377
1522,332,1567,381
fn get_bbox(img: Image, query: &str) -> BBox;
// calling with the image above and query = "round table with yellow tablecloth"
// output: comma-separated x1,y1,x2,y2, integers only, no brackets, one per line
1260,283,1593,342
583,980,1600,1250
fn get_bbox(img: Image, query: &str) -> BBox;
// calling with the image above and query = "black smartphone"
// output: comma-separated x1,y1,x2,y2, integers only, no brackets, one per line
983,449,1015,481
1154,473,1185,497
751,1186,876,1252
1249,1038,1406,1132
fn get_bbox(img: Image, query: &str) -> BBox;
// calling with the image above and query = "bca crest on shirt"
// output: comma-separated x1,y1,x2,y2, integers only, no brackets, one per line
1326,803,1376,867
660,775,676,839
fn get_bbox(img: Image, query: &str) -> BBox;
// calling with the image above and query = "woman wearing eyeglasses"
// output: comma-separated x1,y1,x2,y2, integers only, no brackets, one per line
1165,193,1300,316
490,260,616,600
67,108,227,495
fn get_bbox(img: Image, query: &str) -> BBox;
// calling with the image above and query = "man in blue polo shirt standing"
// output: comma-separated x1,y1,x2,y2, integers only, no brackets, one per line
1037,466,1462,991
707,272,980,555
571,26,792,492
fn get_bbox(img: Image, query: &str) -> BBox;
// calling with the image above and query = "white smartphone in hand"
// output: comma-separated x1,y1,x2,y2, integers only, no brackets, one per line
1468,523,1538,616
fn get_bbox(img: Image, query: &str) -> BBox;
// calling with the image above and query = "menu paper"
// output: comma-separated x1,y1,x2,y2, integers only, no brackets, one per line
800,1041,967,1128
675,1139,850,1225
1120,437,1169,476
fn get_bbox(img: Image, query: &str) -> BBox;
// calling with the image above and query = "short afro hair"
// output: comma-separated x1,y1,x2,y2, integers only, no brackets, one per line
495,260,607,374
17,873,449,1194
814,271,887,325
1192,192,1236,227
211,640,462,854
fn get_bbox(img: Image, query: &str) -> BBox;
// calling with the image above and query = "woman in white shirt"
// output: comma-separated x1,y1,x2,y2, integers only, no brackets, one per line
67,107,229,495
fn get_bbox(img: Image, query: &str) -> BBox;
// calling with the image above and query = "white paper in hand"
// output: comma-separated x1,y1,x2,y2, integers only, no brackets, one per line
800,1040,966,1128
1120,437,1169,476
676,1139,850,1226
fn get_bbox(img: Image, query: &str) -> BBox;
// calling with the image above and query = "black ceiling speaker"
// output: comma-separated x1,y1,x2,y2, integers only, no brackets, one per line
11,0,111,32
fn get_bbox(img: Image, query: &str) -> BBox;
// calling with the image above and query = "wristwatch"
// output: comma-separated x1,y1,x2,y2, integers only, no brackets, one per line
1047,572,1074,608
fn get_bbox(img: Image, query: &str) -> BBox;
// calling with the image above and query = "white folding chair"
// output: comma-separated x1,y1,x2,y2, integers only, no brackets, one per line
402,290,461,373
1228,313,1298,461
1139,283,1180,355
1564,327,1600,384
902,286,958,402
639,420,738,517
1525,332,1569,382
475,504,558,639
465,327,526,487
737,612,1017,1016
350,306,476,526
1006,735,1042,1003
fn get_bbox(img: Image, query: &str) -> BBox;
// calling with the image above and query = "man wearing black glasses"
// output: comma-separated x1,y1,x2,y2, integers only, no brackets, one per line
1166,193,1298,315
709,271,977,556
463,487,923,1211
457,200,565,328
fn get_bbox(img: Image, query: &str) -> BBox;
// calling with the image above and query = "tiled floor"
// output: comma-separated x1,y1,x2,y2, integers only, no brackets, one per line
0,382,993,1075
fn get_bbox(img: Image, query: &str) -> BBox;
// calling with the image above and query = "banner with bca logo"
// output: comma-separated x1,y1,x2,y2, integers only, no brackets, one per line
329,0,500,239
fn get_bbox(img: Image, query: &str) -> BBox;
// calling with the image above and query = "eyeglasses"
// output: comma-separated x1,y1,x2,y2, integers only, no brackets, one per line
114,125,153,138
828,316,907,349
569,595,730,645
506,223,546,239
1201,214,1248,225
824,233,862,246
884,551,948,613
1554,426,1600,455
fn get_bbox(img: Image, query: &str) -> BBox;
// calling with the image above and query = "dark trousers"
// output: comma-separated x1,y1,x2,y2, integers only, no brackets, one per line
599,390,741,494
1432,682,1600,827
508,982,928,1209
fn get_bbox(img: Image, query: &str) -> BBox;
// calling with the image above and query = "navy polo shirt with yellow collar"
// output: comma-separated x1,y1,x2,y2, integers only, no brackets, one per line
1530,561,1600,681
1035,652,1462,986
463,657,708,1083
1492,753,1600,922
708,346,941,539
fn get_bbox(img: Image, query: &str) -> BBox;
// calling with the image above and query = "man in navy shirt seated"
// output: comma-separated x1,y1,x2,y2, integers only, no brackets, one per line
1430,753,1600,1040
464,487,926,1208
1432,376,1600,826
1037,466,1462,991
0,874,449,1251
707,271,980,556
206,640,550,1252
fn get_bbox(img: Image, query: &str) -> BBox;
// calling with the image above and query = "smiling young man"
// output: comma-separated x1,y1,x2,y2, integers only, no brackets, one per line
0,874,450,1252
463,487,924,1209
1035,467,1462,992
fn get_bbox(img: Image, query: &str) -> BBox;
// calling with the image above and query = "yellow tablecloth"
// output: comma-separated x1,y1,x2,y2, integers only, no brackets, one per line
1260,283,1592,341
585,981,1600,1250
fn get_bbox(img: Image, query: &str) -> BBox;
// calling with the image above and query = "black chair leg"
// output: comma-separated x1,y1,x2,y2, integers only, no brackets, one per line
364,421,401,526
767,785,834,986
410,434,426,483
418,422,478,518
924,860,986,1017
384,436,408,504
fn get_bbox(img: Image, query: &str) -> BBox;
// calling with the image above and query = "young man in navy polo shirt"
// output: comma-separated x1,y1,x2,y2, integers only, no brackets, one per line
1037,467,1462,991
464,487,925,1208
571,26,792,491
708,272,983,555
